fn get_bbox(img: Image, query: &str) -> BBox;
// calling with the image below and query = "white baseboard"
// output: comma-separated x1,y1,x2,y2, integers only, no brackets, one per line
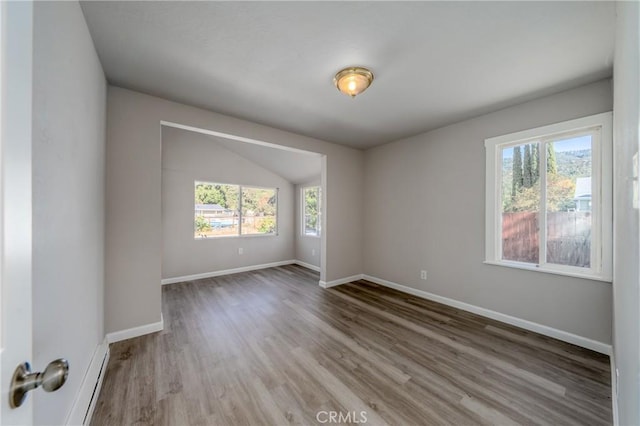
294,260,321,272
65,338,110,426
362,274,612,355
319,274,363,288
611,354,619,425
106,313,164,344
161,260,297,285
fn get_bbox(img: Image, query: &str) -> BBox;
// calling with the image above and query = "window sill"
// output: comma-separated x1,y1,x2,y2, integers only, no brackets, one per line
195,233,278,240
301,234,321,239
483,260,612,283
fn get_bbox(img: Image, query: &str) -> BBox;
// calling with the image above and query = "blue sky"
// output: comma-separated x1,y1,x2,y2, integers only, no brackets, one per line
554,134,592,152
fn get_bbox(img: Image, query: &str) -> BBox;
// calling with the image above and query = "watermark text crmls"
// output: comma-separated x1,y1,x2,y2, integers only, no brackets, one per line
316,411,368,424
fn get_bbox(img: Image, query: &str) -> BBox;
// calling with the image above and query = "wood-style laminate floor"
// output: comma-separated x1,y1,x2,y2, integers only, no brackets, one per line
91,265,612,426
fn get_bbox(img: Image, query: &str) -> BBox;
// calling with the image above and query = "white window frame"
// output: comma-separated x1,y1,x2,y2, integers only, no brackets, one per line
484,112,612,282
301,186,321,237
194,180,278,239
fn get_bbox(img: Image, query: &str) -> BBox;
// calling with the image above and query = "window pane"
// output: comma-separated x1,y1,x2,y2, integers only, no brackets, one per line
304,187,320,236
194,182,239,238
546,134,592,267
241,187,277,235
501,142,540,263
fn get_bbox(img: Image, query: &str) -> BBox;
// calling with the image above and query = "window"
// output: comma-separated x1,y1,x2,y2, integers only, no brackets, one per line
194,181,277,238
302,186,321,236
240,186,277,236
484,112,612,281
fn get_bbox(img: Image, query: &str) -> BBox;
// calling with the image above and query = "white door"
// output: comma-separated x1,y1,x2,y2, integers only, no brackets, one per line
0,1,34,424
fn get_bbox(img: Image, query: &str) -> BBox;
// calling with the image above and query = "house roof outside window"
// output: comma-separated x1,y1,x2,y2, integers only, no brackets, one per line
195,204,226,211
574,177,592,200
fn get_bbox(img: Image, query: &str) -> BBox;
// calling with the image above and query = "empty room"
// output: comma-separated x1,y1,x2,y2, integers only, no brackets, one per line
1,1,639,425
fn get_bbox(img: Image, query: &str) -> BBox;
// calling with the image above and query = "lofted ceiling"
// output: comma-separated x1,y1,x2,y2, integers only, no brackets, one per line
208,134,322,185
163,126,321,184
81,1,615,149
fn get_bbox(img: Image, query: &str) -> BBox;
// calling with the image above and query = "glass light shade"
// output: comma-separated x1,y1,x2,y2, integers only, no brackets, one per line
334,67,374,98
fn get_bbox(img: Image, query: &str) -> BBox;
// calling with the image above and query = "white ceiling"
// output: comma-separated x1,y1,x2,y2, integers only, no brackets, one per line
81,1,615,149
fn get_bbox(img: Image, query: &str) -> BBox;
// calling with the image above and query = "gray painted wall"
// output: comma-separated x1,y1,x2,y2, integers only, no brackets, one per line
106,87,363,333
32,2,106,424
161,127,294,279
363,79,613,344
612,2,640,424
295,180,322,269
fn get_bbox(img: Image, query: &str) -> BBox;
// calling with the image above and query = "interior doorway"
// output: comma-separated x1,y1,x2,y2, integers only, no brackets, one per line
159,122,327,284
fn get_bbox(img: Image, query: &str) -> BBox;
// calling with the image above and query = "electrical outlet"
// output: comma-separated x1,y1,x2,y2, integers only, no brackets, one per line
312,249,316,256
420,270,427,280
238,248,243,255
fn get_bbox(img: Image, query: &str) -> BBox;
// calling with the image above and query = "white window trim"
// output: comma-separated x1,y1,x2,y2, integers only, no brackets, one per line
301,185,321,238
194,180,279,239
484,112,612,282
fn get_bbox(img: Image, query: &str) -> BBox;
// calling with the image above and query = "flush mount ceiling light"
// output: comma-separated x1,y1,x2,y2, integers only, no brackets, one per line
333,66,374,98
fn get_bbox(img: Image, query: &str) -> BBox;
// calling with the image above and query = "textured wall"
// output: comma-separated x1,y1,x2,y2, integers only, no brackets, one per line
32,2,107,423
363,80,613,344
